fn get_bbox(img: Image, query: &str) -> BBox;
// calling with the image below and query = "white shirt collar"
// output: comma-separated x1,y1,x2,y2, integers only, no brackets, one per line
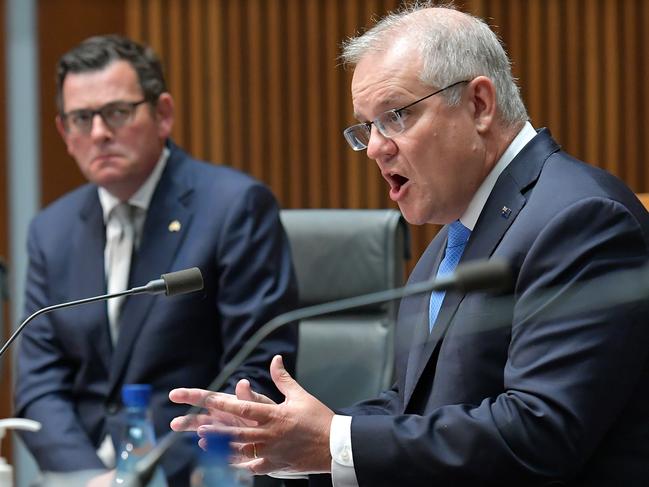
98,147,170,223
460,121,537,230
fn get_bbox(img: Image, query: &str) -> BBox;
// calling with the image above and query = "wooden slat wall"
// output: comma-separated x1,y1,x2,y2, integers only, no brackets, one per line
122,0,649,272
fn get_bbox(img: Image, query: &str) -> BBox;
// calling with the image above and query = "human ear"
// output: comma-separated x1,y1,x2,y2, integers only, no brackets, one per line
155,92,175,139
468,76,497,133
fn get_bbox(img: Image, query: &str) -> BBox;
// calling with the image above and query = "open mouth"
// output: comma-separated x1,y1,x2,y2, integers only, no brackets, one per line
385,172,410,200
387,172,409,189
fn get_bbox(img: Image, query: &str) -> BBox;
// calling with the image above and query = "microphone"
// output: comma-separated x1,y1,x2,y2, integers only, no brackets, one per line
126,259,512,487
0,267,204,357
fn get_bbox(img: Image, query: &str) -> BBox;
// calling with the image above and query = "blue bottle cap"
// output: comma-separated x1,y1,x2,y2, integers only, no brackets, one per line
121,384,152,408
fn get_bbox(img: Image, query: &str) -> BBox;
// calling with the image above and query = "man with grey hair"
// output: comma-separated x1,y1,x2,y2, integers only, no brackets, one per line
170,4,649,486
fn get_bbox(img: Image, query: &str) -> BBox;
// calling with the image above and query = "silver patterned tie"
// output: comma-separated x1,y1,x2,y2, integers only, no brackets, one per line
106,203,135,344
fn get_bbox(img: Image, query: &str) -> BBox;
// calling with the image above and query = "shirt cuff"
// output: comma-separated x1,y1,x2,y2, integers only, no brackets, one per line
330,415,359,487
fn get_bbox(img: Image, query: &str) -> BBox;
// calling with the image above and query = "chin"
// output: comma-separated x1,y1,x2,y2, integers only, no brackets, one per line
398,206,429,226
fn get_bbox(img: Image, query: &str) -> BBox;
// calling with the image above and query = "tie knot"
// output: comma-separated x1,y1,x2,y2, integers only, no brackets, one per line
111,203,135,227
446,220,470,249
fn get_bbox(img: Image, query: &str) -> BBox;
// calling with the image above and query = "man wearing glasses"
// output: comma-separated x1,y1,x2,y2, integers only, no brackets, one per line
171,4,649,487
14,35,298,486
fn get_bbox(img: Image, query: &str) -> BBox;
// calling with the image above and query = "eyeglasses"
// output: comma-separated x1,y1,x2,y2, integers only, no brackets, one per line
343,80,469,151
61,99,149,134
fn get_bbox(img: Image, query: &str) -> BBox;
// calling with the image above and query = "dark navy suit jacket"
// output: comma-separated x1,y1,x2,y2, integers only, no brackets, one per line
15,143,298,485
338,130,649,486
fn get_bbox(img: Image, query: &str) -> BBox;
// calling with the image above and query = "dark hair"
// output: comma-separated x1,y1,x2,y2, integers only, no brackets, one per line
56,34,167,113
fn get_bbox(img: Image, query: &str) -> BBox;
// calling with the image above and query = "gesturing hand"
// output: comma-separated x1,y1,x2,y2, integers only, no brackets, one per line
171,355,335,475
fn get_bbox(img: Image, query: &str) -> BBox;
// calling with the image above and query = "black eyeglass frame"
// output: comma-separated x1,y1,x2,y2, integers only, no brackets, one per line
343,79,470,151
61,99,150,134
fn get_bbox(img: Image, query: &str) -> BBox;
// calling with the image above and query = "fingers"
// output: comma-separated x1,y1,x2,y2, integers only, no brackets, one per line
203,390,276,423
169,413,214,432
169,388,219,408
235,379,276,405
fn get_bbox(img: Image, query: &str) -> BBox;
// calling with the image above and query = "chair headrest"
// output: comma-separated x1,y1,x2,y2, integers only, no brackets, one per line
280,209,409,306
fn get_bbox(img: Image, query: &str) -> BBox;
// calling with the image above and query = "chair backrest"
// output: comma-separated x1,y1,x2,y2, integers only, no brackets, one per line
280,209,410,409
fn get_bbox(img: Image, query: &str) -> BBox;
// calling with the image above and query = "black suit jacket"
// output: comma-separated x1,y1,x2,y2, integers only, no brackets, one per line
336,130,649,486
15,143,299,484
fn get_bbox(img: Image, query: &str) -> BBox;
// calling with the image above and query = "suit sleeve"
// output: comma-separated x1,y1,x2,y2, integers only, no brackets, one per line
349,197,649,486
14,219,106,471
215,183,298,402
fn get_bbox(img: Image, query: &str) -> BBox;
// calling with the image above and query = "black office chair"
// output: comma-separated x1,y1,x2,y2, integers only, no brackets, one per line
279,209,410,409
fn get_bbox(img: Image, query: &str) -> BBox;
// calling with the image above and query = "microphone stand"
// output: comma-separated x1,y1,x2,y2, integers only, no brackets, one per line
0,268,202,357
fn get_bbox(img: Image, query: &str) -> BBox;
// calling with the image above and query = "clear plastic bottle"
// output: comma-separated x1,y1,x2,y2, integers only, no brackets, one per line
190,433,252,487
114,384,168,487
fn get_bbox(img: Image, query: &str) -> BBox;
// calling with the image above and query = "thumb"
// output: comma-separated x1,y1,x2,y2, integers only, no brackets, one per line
270,354,304,398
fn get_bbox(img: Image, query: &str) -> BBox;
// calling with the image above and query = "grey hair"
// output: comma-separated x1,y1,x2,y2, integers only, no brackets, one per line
341,2,528,126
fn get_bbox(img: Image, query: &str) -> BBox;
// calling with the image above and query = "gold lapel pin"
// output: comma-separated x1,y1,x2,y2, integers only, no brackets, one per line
168,220,181,232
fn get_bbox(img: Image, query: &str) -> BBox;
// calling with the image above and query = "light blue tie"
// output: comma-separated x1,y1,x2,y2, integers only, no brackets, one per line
429,220,471,332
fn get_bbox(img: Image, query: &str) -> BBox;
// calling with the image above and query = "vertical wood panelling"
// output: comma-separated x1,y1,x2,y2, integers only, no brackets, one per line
247,0,266,180
265,0,286,203
147,0,164,62
305,0,324,207
119,0,649,271
603,0,620,176
167,0,187,148
545,0,562,137
227,2,247,173
285,0,306,207
126,0,144,40
583,1,602,168
207,0,226,165
324,0,343,209
622,0,640,190
564,0,583,158
188,0,207,160
636,0,649,193
525,0,543,125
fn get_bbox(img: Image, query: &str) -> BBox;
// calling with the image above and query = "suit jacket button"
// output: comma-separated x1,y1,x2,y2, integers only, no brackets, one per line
106,403,119,415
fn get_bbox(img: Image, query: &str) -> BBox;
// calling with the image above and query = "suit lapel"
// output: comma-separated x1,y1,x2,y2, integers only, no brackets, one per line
108,150,194,395
403,234,445,403
71,190,113,374
403,129,559,410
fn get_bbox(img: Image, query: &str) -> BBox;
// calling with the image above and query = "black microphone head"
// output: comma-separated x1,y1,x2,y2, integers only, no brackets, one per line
161,267,204,296
453,259,512,293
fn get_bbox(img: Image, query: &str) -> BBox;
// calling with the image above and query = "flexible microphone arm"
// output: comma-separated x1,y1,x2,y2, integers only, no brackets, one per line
0,267,204,357
127,259,513,487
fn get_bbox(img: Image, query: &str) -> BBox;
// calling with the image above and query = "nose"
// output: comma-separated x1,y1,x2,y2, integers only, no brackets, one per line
365,125,397,161
89,113,113,141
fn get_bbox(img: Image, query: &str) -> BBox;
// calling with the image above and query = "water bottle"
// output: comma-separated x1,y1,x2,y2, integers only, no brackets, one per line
114,384,167,487
190,433,252,487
